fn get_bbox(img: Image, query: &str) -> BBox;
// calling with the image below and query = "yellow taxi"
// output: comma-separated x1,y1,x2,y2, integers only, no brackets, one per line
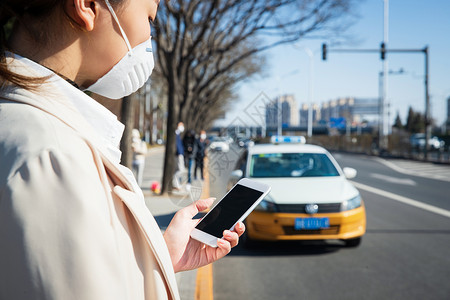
228,136,366,247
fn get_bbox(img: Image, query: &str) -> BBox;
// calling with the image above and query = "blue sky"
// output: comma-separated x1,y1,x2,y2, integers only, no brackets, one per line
217,0,450,127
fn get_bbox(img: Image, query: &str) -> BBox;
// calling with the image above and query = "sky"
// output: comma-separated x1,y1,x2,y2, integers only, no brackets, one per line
215,0,450,128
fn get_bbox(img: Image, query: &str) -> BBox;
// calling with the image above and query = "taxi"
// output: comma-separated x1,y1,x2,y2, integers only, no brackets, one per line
228,136,366,247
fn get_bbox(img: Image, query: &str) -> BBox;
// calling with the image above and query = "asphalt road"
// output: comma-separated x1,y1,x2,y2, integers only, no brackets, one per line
207,144,450,300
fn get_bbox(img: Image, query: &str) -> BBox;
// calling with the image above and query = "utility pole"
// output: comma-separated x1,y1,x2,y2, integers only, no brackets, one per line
381,0,389,152
322,43,430,159
305,48,314,138
424,46,430,160
277,95,282,136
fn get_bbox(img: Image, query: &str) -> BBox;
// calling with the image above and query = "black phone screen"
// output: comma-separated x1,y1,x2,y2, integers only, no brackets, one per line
195,184,264,238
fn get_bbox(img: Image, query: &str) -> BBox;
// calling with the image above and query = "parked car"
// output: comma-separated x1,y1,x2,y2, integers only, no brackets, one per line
208,136,230,152
238,138,255,149
410,133,445,150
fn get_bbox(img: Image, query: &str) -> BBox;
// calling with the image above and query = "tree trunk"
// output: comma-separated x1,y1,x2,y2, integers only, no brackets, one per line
149,99,154,145
120,96,135,168
161,78,179,194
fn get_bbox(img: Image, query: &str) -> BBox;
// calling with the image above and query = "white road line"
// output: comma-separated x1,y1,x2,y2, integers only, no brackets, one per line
403,166,442,171
370,173,417,186
373,157,450,182
351,181,450,218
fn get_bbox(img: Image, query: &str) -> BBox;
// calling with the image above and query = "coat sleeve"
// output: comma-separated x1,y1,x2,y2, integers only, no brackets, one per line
0,147,127,300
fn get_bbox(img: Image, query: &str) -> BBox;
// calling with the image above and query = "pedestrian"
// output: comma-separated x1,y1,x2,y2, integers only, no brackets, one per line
173,121,185,190
194,130,208,181
183,129,196,184
0,1,244,299
132,129,148,186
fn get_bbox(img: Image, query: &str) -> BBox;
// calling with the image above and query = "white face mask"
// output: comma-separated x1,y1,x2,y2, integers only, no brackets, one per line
200,134,207,140
85,0,154,99
178,126,185,133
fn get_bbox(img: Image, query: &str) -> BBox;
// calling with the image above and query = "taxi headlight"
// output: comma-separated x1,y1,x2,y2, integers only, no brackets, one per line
255,196,278,212
340,194,362,211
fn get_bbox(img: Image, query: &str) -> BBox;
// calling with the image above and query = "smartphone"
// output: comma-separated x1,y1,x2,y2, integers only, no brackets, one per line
190,178,271,247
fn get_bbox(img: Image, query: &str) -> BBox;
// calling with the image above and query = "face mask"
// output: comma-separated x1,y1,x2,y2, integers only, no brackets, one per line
84,0,154,99
200,134,207,140
178,126,185,133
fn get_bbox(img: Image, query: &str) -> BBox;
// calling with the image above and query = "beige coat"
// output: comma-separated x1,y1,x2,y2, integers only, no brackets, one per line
0,57,179,300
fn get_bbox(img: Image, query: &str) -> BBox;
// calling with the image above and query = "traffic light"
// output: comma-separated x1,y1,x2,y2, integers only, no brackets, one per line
322,43,327,60
380,42,386,60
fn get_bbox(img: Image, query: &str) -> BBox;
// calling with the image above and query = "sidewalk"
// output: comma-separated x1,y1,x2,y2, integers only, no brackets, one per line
140,146,207,300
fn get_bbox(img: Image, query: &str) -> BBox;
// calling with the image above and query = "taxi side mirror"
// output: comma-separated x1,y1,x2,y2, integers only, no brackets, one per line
343,167,357,179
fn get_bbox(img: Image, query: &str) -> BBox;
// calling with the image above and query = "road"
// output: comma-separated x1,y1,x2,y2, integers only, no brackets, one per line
207,144,450,300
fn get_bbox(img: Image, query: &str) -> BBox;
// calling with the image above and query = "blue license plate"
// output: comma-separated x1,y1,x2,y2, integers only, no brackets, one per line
295,218,330,230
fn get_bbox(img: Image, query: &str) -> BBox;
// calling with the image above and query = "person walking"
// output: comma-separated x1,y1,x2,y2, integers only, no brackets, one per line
132,129,148,186
173,121,185,190
183,129,196,184
0,1,244,299
194,130,208,181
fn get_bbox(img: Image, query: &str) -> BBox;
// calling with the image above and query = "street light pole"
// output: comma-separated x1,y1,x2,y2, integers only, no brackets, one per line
277,96,282,136
378,68,404,149
304,48,314,138
381,0,389,151
424,46,430,160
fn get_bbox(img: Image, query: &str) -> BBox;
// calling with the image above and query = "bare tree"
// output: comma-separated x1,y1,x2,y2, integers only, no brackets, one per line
153,0,359,193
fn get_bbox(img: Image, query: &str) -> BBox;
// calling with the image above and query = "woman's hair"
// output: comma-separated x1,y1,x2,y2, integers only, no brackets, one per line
0,0,122,91
0,1,63,90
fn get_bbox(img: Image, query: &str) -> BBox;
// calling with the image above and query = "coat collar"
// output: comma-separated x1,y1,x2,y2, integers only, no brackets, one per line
3,54,134,191
5,53,125,164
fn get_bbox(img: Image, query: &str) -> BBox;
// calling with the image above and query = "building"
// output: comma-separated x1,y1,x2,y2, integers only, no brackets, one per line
299,103,321,126
266,94,299,128
320,97,380,125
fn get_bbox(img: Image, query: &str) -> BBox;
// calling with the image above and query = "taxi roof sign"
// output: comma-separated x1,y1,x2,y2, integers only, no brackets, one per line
270,135,306,144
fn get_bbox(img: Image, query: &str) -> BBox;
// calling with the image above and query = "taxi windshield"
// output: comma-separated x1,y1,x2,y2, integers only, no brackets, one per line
249,153,340,178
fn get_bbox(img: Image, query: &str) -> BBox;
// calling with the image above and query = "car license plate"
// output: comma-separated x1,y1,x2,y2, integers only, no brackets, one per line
295,217,330,230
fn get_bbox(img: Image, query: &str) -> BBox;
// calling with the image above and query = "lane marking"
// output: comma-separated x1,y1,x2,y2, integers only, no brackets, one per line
370,173,417,186
351,181,450,218
195,264,214,300
194,157,214,300
373,157,450,182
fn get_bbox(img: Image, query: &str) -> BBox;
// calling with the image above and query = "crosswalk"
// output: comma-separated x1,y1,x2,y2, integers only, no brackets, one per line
374,157,450,182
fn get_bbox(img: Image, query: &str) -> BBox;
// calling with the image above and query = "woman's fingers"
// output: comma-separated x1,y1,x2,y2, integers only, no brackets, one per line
182,197,216,219
234,222,246,237
223,230,239,248
216,238,232,257
195,197,215,213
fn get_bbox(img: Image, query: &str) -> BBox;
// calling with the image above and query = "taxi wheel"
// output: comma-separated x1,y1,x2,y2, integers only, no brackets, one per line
343,237,362,248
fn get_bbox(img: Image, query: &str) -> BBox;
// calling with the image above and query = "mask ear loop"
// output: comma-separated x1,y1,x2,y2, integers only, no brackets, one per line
104,0,133,54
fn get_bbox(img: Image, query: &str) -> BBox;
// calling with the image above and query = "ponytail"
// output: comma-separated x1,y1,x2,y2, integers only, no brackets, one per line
0,1,60,91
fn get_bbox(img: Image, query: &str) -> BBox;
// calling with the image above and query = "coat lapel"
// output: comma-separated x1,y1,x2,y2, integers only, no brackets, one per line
112,186,180,300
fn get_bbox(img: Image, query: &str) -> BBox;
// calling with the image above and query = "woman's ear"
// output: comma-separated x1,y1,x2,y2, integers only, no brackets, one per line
67,0,98,31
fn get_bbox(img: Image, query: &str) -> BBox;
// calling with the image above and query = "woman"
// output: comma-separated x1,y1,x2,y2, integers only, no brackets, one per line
0,1,244,299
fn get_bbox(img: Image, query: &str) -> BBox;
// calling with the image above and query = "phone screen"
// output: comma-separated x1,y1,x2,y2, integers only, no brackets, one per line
195,184,264,237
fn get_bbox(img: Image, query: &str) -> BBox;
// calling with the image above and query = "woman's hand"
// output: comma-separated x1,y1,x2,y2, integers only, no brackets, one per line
163,198,245,273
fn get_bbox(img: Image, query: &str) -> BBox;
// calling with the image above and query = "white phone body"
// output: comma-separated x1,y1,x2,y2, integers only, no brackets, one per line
190,178,271,248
